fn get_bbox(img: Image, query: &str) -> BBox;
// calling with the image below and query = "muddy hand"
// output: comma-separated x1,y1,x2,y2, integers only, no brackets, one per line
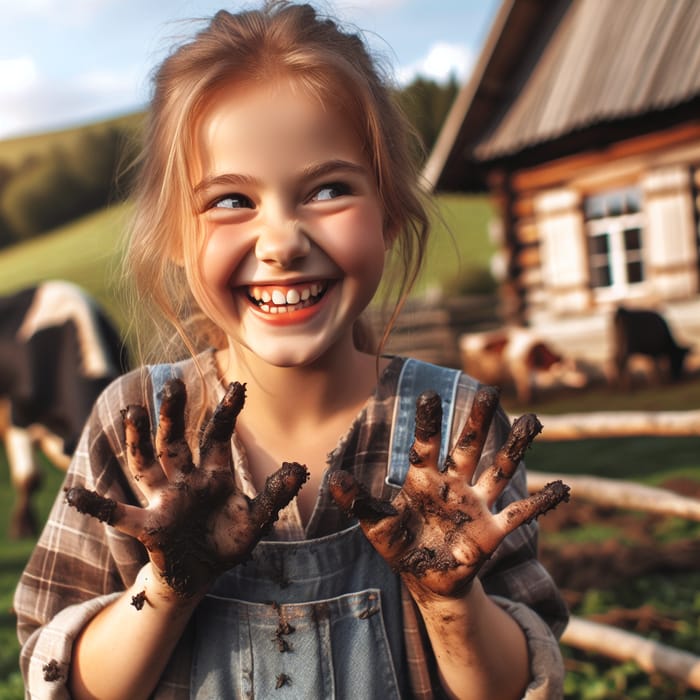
329,386,569,599
65,378,308,597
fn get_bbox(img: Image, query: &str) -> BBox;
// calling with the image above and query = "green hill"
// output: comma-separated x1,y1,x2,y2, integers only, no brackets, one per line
0,112,144,169
0,203,130,329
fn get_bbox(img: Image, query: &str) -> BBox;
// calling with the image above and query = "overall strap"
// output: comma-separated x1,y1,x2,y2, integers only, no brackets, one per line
386,358,461,488
147,363,183,434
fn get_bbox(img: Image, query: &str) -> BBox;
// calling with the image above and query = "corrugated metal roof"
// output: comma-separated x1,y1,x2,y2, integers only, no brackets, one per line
474,0,700,160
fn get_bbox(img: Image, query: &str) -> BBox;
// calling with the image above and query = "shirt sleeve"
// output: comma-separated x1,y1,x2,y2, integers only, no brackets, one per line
491,596,566,699
13,375,150,698
476,403,570,639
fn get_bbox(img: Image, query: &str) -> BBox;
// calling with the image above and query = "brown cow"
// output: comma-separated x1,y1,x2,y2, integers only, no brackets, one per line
460,327,590,404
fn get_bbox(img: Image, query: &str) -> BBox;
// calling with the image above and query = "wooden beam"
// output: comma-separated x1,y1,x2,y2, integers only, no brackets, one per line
562,617,700,690
527,472,700,521
511,122,700,192
515,410,700,440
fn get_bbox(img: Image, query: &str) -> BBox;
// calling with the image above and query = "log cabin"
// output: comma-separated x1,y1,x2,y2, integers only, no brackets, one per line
423,0,700,368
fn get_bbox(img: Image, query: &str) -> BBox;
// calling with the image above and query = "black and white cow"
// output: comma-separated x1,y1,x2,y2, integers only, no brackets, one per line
612,306,691,389
0,281,128,538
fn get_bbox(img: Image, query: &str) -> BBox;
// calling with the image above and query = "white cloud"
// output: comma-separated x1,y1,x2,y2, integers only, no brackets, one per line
0,58,39,94
0,62,142,139
396,41,473,85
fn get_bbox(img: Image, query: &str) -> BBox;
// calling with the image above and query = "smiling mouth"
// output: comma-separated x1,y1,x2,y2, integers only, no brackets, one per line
247,281,329,314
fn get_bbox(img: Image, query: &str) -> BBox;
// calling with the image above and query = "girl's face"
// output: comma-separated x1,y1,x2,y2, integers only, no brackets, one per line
190,80,387,369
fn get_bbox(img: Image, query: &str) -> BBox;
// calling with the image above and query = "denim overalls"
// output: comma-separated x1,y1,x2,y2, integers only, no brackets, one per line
149,359,461,699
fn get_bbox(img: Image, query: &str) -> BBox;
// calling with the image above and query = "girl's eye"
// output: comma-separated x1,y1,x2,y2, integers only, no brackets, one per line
212,193,253,209
312,183,351,202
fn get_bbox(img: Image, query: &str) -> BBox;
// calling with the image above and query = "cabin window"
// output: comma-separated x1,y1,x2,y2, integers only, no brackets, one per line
584,187,645,295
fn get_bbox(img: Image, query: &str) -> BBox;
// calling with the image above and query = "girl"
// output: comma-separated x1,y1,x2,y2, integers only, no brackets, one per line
14,2,569,698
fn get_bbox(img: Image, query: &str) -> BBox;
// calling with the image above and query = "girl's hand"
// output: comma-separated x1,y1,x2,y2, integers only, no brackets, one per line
328,386,569,601
65,379,308,598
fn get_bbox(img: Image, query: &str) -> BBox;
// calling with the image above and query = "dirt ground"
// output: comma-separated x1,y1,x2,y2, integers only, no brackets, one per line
538,477,700,617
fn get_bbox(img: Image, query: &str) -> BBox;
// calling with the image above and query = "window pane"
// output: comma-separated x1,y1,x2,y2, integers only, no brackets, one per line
584,195,605,220
627,260,644,283
624,227,642,251
625,189,642,214
607,192,623,217
589,233,609,254
590,264,611,287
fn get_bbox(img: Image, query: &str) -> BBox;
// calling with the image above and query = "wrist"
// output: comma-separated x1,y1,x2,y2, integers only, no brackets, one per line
409,576,485,619
135,563,206,614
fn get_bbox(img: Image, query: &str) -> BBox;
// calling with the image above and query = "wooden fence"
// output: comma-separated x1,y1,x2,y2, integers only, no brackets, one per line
364,293,501,368
527,412,700,690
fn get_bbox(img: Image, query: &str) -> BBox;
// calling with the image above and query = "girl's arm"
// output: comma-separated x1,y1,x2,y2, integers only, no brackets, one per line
414,580,529,699
69,563,201,700
329,385,570,700
17,376,306,700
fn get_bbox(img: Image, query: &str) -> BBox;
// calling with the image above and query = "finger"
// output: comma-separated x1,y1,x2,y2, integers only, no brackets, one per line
122,404,166,495
328,470,411,563
64,486,148,538
476,414,543,505
155,378,194,479
495,480,570,535
328,469,398,522
199,382,246,468
249,462,309,532
408,390,443,469
445,385,499,480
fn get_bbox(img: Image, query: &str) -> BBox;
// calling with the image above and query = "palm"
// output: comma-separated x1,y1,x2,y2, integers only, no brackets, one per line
66,379,307,597
329,386,569,599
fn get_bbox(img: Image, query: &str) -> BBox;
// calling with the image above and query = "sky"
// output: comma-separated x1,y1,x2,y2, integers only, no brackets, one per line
0,0,500,140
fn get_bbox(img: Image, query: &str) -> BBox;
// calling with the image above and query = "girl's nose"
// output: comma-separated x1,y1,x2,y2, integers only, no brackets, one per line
255,219,311,269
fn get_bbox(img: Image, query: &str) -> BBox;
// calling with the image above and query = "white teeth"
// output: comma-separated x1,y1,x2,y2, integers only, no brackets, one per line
249,281,327,313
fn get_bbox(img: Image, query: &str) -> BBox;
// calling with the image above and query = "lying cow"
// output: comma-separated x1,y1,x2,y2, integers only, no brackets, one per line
612,306,691,389
0,281,128,538
460,327,590,404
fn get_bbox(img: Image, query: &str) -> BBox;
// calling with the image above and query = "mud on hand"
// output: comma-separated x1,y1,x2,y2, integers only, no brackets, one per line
328,385,569,599
65,378,308,598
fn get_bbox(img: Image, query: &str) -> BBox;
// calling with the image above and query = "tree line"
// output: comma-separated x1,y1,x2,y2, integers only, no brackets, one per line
0,76,458,248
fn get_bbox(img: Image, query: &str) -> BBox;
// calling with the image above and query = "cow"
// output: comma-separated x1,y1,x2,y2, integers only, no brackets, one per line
460,326,591,404
0,281,128,538
612,306,691,389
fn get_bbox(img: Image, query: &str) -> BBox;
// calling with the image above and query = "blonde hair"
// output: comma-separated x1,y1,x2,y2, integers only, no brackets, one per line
122,0,431,366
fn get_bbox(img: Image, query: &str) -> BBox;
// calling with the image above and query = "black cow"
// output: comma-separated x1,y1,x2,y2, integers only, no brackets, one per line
612,306,691,389
0,281,128,538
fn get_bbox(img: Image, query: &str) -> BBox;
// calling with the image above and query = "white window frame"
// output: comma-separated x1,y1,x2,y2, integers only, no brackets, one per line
585,190,647,302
